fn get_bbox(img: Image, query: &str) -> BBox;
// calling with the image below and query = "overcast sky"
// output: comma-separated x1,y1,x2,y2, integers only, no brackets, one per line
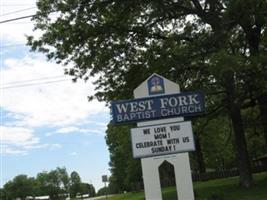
0,0,110,190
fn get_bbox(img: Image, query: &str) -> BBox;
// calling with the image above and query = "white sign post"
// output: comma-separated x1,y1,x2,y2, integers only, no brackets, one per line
133,73,195,200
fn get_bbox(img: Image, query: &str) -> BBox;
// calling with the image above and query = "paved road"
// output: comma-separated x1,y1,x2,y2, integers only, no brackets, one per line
84,195,114,200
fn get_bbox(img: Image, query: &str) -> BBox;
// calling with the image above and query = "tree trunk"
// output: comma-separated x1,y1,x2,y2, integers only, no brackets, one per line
229,103,253,188
194,132,206,173
258,93,267,150
224,72,253,188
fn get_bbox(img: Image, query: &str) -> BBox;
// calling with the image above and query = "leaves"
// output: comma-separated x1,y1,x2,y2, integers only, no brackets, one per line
2,167,96,200
28,0,267,189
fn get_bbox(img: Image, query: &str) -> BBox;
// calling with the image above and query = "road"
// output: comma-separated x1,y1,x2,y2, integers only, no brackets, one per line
84,195,114,200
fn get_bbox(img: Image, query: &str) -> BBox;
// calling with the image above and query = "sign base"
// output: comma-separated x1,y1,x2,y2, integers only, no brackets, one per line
141,153,194,200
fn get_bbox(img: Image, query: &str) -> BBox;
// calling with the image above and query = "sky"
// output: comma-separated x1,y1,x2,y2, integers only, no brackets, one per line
0,0,111,191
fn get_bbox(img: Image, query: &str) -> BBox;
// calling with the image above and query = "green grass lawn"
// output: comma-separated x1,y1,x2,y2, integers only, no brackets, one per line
100,172,267,200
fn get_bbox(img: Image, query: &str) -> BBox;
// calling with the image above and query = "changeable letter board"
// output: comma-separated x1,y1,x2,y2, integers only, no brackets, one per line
131,121,195,158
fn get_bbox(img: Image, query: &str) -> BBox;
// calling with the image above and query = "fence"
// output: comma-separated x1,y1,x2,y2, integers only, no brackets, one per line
192,164,267,182
131,164,267,191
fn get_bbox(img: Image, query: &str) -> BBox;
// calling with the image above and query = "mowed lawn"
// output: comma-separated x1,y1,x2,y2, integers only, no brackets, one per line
99,172,267,200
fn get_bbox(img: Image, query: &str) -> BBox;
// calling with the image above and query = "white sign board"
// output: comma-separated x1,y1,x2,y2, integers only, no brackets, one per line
131,121,195,158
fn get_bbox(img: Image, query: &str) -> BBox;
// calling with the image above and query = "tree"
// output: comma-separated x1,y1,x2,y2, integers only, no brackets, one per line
57,167,70,192
69,171,82,198
193,115,236,170
80,183,96,197
105,123,142,192
0,188,6,200
36,167,69,200
3,175,36,200
97,186,110,196
28,0,267,188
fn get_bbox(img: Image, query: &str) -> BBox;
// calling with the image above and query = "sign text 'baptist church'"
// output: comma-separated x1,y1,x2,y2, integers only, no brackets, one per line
111,91,205,124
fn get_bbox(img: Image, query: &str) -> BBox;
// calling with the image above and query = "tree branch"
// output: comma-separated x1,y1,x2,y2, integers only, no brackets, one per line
191,0,205,16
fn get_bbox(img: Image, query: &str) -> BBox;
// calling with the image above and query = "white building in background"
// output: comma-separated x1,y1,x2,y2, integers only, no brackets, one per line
26,196,50,200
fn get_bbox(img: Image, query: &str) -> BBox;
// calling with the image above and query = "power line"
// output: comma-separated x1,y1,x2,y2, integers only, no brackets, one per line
0,10,57,24
0,79,72,90
0,1,96,24
0,14,36,24
0,7,36,17
1,22,34,25
1,4,36,6
4,75,67,85
0,43,26,48
0,12,59,24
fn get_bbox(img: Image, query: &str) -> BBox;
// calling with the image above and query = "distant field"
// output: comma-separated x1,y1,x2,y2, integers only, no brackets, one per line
97,172,267,200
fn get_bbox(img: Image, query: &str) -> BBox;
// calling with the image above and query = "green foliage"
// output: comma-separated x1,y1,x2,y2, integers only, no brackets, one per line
95,172,267,200
28,0,267,189
36,167,69,200
80,183,96,197
242,107,266,158
105,123,142,192
3,175,36,200
193,116,235,170
97,186,109,196
70,171,82,198
1,167,94,200
28,0,267,103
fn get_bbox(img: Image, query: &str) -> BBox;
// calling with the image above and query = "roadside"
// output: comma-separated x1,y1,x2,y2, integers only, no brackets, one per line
84,195,114,200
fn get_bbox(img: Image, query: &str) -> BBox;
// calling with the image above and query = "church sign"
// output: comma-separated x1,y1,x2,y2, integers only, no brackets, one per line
111,91,205,124
111,74,201,200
